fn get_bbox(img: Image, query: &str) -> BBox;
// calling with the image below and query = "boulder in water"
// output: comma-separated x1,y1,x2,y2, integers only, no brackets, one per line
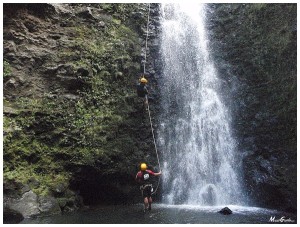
218,207,232,215
38,196,61,215
7,190,41,218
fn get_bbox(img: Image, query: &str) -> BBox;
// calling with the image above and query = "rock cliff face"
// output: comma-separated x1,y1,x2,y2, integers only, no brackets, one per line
3,3,161,221
207,4,296,212
3,3,296,222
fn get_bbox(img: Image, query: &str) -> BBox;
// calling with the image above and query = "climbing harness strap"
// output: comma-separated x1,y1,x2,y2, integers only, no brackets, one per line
140,184,153,198
140,184,153,191
143,4,161,195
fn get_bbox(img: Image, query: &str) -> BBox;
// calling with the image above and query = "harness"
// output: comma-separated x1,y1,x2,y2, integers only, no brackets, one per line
140,184,154,198
140,184,153,191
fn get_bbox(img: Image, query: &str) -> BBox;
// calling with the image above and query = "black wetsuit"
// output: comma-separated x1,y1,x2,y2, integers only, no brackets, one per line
136,170,155,198
136,83,148,98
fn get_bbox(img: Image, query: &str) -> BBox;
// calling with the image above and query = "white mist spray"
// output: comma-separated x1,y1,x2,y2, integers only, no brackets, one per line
159,3,245,206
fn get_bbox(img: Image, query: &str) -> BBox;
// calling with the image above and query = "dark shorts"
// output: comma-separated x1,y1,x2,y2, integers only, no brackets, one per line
142,185,152,198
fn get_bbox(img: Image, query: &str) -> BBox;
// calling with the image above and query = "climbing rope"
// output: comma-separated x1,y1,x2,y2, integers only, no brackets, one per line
145,96,161,171
143,3,161,195
143,3,151,74
145,96,161,195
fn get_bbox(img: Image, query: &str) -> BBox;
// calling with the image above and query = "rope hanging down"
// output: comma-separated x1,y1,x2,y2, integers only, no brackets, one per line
146,96,161,171
146,96,161,195
143,4,161,195
143,3,151,74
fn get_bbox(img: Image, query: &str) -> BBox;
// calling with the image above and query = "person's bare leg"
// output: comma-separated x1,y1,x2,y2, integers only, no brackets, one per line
148,197,152,210
144,197,149,211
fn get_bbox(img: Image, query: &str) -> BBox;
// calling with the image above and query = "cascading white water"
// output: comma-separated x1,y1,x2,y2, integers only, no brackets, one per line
158,3,245,206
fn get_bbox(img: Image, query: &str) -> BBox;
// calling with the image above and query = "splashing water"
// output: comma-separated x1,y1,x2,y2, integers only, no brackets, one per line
158,3,245,206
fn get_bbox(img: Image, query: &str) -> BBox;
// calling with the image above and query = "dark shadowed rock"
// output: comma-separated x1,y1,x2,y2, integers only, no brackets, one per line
3,207,24,224
27,177,40,189
218,207,232,215
208,3,296,211
27,4,58,19
51,183,67,196
76,67,90,78
76,7,95,20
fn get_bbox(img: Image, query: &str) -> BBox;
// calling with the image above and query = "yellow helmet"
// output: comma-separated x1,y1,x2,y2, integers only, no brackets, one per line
140,163,147,171
140,77,148,84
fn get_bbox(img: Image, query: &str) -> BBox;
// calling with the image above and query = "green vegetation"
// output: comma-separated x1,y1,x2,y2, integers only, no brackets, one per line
4,61,11,77
3,3,149,197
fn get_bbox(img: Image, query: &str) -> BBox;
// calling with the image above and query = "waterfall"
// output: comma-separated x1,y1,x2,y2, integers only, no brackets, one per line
158,3,245,206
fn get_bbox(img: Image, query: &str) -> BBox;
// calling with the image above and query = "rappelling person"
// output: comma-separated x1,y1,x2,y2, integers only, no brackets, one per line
136,74,153,109
135,163,162,212
136,75,149,108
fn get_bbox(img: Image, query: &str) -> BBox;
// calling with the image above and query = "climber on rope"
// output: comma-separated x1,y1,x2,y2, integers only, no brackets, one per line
136,74,154,109
135,163,162,212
